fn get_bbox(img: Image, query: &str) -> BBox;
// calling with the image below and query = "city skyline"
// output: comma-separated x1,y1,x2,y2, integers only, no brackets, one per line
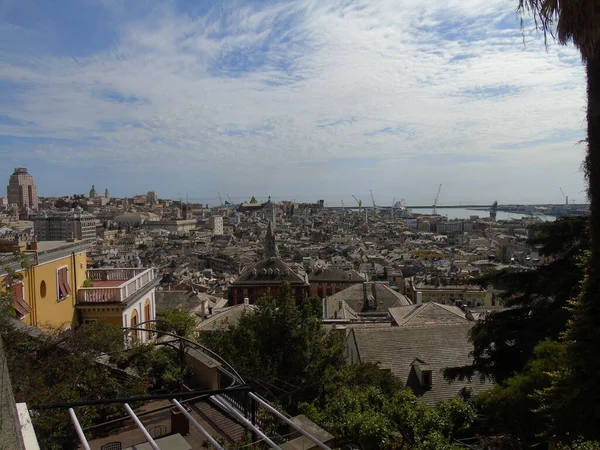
1,167,588,207
0,0,587,204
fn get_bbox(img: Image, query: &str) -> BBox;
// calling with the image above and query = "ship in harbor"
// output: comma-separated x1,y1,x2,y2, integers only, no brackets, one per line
391,199,414,218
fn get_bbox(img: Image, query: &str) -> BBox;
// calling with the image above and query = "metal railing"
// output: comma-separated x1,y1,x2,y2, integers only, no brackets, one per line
79,287,122,303
78,268,156,304
87,268,150,281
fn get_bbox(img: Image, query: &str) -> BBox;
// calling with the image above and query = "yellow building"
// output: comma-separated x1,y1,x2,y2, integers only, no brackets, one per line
1,240,159,341
1,240,91,330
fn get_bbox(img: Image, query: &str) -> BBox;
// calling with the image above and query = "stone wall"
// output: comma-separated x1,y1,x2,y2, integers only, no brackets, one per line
0,336,26,450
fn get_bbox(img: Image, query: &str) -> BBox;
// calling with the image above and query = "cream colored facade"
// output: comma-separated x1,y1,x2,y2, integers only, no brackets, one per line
77,268,159,344
409,280,494,307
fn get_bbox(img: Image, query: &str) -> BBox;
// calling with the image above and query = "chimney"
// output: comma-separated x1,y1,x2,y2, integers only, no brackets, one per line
416,291,422,305
244,297,249,306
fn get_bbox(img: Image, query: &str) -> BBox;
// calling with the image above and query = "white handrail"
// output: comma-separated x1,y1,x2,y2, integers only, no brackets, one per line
68,408,91,450
211,395,281,450
171,399,224,450
249,392,332,450
124,403,161,450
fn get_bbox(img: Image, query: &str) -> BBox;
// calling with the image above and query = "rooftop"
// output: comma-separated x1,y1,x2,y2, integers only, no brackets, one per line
233,257,308,285
77,268,159,305
388,302,472,327
352,323,492,405
0,240,93,276
327,282,412,315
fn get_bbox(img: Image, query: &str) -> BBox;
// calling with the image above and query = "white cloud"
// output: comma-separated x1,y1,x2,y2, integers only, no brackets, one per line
0,0,587,202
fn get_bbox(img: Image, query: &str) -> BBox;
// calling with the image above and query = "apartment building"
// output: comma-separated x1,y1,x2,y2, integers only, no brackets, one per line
34,210,97,242
208,215,224,235
6,168,38,216
407,277,494,307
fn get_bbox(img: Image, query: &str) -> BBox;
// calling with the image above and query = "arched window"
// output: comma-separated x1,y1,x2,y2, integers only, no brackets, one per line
130,309,139,343
144,299,151,330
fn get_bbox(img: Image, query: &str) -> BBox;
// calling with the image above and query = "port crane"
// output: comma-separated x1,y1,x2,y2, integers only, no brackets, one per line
352,195,362,212
217,192,223,206
370,190,378,215
432,184,442,215
391,197,396,217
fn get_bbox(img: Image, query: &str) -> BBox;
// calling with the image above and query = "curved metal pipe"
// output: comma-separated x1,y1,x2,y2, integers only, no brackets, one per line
124,325,246,385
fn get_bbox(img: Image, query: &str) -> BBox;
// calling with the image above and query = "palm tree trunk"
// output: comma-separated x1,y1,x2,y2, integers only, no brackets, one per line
588,59,600,259
562,58,600,439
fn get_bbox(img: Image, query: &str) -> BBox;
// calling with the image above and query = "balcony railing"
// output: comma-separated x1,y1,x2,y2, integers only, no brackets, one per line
78,268,157,304
87,268,149,282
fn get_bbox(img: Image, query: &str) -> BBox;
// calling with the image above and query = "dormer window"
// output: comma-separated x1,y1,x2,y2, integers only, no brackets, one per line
422,370,432,387
410,358,432,389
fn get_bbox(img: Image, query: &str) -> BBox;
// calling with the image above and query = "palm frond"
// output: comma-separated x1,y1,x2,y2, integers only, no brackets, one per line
518,0,600,60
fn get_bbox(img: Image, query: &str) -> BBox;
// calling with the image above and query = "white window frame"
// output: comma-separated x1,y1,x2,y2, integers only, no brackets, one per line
56,265,70,301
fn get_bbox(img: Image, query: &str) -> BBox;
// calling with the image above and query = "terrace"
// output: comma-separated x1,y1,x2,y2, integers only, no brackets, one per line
77,268,159,304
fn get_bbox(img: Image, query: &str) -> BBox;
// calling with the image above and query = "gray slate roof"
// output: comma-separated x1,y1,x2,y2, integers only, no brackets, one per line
389,303,471,327
327,282,412,316
233,257,308,285
197,304,257,331
323,297,358,320
351,324,492,405
308,267,365,282
155,290,221,314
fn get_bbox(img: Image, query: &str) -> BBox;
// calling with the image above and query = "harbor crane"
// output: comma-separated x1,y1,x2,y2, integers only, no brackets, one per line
352,195,362,212
217,192,223,206
391,197,396,217
432,184,442,215
226,193,233,204
341,199,345,209
370,190,378,215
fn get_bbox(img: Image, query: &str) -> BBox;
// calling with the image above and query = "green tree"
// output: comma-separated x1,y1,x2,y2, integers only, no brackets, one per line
300,364,476,450
112,343,184,391
301,294,323,319
518,0,600,441
475,340,567,447
557,440,600,450
1,321,146,450
157,307,197,337
199,281,345,407
445,217,587,383
155,307,197,392
1,252,33,318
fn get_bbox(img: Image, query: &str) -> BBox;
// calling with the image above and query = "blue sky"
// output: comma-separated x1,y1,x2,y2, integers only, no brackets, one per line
0,0,587,205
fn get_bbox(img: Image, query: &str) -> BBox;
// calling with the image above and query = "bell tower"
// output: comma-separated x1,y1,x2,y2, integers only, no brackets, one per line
264,220,278,259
